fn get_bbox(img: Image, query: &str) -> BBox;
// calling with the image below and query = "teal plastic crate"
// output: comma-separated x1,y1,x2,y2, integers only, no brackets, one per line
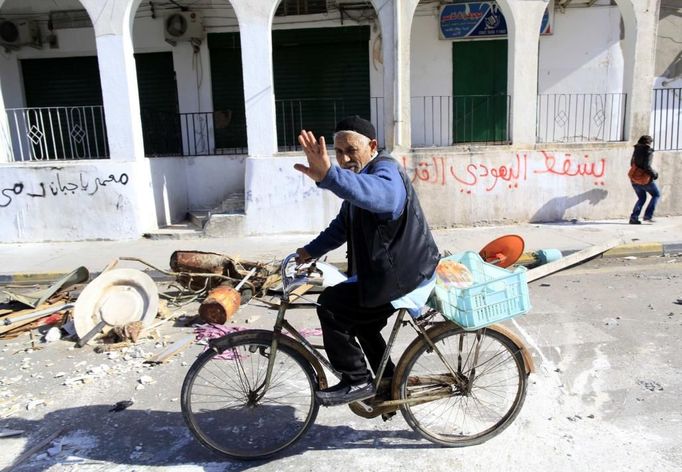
428,251,531,330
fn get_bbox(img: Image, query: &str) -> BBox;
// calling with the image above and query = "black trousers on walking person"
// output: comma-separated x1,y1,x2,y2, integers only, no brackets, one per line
317,281,396,385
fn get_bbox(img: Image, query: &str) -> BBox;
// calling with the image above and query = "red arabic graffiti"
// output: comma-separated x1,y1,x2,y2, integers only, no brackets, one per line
400,151,607,193
533,150,606,179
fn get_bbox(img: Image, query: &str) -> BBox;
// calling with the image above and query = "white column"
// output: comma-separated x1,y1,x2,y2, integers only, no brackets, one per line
375,0,420,151
0,0,12,164
231,0,278,156
500,0,547,146
376,2,398,150
618,0,657,140
81,0,145,161
395,0,420,150
0,73,10,162
80,0,157,233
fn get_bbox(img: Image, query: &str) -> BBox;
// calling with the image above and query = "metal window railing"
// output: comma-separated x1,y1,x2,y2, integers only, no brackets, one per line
651,88,681,151
6,106,109,161
140,109,247,157
536,93,627,144
411,95,512,147
275,97,384,152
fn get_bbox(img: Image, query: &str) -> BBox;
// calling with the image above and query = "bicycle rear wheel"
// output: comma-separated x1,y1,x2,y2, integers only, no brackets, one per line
394,322,527,447
181,330,319,460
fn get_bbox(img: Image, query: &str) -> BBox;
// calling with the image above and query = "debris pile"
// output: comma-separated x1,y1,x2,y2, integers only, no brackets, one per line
0,251,283,353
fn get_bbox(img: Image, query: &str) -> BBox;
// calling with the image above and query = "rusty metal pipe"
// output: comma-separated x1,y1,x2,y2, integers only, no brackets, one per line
198,283,241,324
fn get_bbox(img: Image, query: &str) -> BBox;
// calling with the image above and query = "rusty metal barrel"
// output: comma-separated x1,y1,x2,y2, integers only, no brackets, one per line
198,283,241,324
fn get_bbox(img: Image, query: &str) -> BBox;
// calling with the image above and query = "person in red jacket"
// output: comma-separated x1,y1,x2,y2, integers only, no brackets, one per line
629,135,660,224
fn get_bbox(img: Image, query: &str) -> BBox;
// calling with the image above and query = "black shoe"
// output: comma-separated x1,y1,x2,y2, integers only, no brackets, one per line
315,380,376,407
629,218,641,224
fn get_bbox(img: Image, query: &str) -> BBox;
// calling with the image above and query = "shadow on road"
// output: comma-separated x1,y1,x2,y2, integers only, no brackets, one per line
3,405,435,470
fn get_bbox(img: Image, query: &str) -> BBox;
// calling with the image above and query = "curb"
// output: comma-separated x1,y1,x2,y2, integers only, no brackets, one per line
0,242,679,284
0,270,171,285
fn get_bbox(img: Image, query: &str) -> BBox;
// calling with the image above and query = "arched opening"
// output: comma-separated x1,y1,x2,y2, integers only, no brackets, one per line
270,0,383,150
0,0,104,161
132,0,245,157
537,0,627,143
130,1,249,230
410,1,511,147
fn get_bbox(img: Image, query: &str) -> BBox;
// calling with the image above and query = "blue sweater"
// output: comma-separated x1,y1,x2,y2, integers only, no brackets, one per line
304,156,407,258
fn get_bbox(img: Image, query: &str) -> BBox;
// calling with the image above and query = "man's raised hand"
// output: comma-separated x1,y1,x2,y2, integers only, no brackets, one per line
294,130,331,182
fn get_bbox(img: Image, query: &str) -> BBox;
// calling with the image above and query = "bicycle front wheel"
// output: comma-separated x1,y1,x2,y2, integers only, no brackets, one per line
394,323,527,447
181,331,319,460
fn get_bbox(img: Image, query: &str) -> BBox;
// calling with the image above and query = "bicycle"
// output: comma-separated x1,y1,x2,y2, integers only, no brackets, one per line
181,252,534,460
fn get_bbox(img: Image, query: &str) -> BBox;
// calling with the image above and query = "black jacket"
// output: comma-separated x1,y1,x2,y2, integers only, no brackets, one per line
631,143,658,180
346,153,440,307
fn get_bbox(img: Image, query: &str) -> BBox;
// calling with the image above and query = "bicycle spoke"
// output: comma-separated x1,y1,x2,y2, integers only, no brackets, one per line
182,335,319,460
397,325,526,447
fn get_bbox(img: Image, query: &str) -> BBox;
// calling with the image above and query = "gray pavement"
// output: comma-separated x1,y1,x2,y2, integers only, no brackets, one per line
1,216,681,279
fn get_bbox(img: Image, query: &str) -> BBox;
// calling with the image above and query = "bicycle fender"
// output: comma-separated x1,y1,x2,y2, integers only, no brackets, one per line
208,329,330,389
487,324,535,374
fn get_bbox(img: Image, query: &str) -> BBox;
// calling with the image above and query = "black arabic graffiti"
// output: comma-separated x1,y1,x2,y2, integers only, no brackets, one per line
0,172,129,208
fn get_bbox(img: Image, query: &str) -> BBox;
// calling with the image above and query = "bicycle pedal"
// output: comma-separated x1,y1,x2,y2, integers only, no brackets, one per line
381,411,397,422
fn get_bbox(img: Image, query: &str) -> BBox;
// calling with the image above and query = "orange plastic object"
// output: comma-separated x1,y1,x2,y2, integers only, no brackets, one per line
479,235,525,268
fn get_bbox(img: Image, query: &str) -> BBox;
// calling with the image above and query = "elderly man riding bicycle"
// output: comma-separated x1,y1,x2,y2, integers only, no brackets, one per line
294,115,440,406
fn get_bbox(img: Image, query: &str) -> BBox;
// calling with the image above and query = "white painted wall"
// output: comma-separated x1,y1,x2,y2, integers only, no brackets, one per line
184,154,245,210
651,1,681,150
244,155,342,235
408,5,627,147
148,157,188,227
234,143,680,236
410,11,453,147
148,155,246,226
1,0,673,242
0,161,141,242
539,6,624,94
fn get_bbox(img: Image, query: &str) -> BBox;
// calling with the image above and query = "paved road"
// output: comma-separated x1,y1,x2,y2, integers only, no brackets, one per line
1,254,681,471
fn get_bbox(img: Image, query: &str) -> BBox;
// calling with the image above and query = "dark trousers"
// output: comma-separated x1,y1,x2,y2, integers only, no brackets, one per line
630,181,660,221
317,282,396,385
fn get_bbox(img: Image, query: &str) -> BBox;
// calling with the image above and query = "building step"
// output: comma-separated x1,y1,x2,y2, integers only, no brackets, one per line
212,192,245,214
203,213,245,238
143,222,204,240
188,210,210,229
146,192,246,239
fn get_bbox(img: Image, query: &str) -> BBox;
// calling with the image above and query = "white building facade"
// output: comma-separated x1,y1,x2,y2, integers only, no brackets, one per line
0,0,679,243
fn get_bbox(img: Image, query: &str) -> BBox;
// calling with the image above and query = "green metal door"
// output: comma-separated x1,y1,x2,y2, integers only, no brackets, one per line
452,39,509,143
209,27,370,151
272,26,370,150
134,52,181,156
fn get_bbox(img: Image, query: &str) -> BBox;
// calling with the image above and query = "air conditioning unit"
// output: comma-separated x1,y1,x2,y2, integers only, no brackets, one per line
164,12,204,45
0,19,42,50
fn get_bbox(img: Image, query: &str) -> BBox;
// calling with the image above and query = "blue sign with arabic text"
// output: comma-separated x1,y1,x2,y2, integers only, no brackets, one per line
440,2,552,40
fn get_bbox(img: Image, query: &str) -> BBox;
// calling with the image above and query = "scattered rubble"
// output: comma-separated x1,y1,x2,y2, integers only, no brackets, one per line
0,250,283,349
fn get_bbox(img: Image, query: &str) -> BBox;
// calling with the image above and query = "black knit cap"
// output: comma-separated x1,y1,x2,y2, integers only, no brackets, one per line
334,115,376,140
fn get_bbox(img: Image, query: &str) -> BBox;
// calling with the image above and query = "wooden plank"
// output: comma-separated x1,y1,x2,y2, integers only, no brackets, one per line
289,284,313,302
527,238,625,283
144,335,194,364
0,303,71,335
0,428,64,472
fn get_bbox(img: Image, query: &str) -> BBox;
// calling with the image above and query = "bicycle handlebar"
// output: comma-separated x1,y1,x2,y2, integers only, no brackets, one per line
280,253,323,296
